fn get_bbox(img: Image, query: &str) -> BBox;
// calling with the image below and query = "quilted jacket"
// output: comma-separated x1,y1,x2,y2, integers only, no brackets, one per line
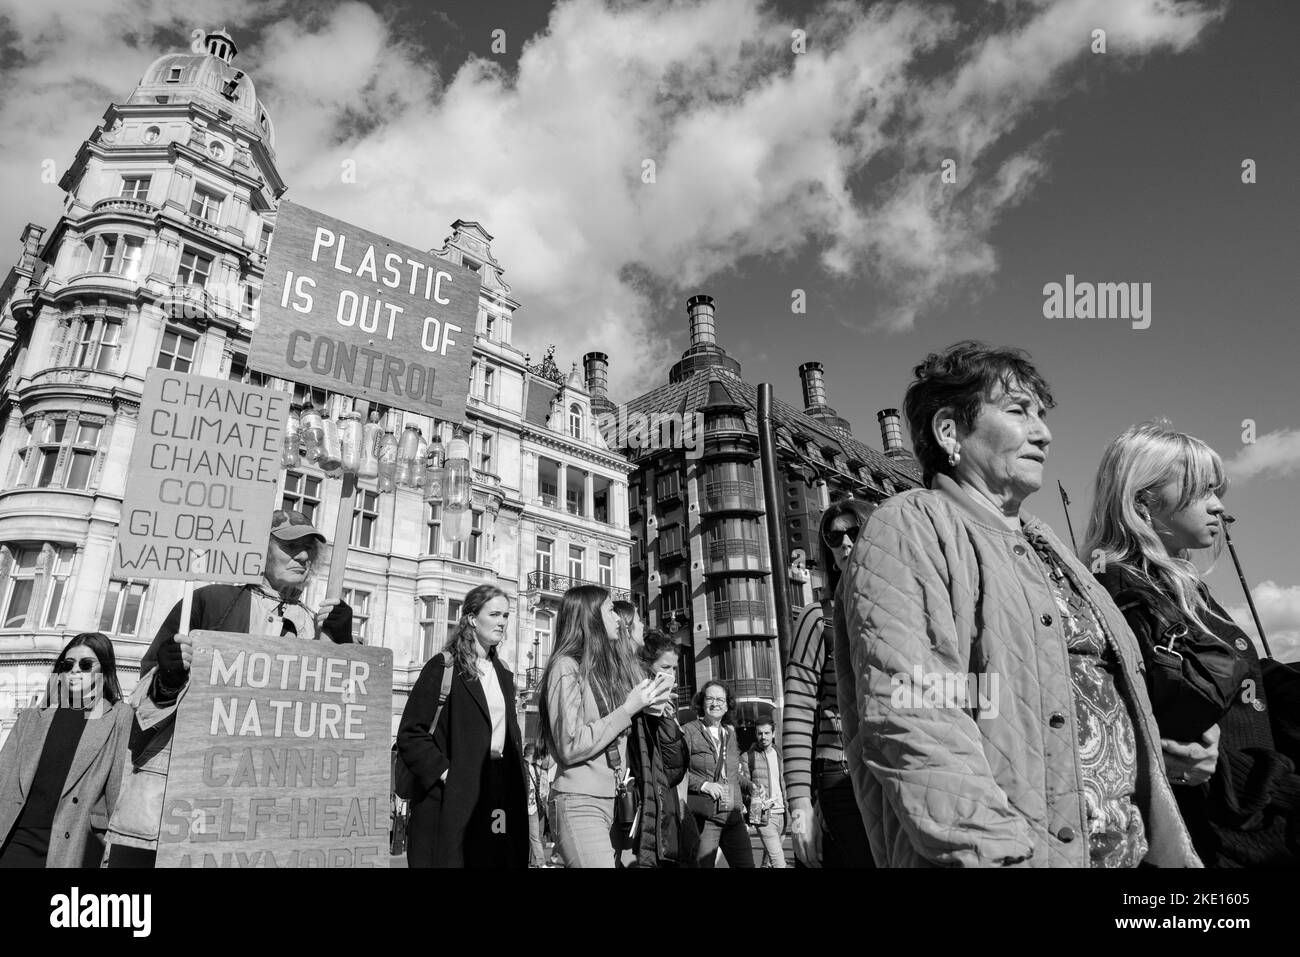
833,473,1201,868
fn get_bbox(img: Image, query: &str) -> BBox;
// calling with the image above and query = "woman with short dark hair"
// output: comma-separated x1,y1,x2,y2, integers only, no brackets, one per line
783,496,877,867
682,679,753,867
0,633,133,867
835,341,1199,867
398,583,529,867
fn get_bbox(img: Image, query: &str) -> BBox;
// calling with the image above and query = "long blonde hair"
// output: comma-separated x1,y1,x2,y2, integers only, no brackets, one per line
1081,421,1229,634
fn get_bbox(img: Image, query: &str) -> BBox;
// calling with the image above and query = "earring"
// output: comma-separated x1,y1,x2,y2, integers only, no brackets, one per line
947,444,961,468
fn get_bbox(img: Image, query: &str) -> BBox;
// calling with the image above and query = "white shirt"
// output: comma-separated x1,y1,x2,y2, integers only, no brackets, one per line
476,657,507,758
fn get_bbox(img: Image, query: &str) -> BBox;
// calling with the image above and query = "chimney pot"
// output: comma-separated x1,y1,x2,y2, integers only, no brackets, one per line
686,294,717,347
877,408,906,458
582,351,609,400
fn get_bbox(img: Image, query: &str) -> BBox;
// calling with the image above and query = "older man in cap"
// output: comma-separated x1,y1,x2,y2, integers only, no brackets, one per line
103,509,354,866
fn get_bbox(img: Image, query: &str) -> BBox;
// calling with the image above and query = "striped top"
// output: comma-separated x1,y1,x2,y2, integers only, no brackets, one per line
782,602,846,803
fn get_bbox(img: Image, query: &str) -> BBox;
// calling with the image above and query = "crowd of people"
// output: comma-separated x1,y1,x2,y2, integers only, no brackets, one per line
2,340,1296,869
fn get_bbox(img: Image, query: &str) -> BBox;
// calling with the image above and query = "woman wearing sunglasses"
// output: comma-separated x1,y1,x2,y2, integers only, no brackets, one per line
0,633,133,867
782,497,877,867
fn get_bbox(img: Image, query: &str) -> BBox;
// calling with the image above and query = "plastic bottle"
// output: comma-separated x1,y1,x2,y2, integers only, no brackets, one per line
357,410,381,480
396,424,421,488
318,416,343,475
282,407,301,469
377,431,398,493
299,407,324,464
442,435,472,541
422,435,445,504
412,434,428,490
337,411,363,474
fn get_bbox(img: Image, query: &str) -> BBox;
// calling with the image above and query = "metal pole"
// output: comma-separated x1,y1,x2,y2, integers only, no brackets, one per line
1223,515,1271,658
758,384,793,671
1058,481,1078,554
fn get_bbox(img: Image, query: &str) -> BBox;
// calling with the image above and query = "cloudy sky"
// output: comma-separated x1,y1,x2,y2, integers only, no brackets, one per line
1,0,1296,655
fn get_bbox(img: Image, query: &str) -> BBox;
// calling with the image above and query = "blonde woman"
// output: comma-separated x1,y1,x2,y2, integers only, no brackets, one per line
1085,422,1299,866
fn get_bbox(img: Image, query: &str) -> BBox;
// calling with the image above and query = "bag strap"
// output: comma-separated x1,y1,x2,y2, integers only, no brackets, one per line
589,682,625,778
748,747,756,783
431,651,454,733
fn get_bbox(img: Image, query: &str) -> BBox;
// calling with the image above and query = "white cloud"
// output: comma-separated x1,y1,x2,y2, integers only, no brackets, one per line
1225,428,1300,484
0,0,1225,396
1227,581,1300,664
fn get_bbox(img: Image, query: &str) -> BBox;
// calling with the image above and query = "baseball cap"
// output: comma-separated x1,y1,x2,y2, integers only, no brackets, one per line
270,509,326,544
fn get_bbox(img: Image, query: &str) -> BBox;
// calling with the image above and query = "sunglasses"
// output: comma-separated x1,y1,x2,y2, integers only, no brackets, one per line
54,657,98,674
823,526,861,548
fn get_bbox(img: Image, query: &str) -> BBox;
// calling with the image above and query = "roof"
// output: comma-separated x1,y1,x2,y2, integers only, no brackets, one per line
623,367,921,488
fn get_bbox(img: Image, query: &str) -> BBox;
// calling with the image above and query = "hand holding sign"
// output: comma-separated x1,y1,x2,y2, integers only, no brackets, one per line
315,599,345,641
157,632,193,687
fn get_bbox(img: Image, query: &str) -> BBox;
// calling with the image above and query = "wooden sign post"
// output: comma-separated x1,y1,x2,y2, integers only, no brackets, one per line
154,631,394,868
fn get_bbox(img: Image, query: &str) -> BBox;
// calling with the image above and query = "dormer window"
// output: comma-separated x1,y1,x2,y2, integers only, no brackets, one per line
568,404,583,440
167,67,183,82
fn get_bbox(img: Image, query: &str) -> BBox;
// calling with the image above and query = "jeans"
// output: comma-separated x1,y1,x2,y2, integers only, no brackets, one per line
550,792,617,868
695,809,754,868
528,808,546,866
817,777,875,868
754,809,787,867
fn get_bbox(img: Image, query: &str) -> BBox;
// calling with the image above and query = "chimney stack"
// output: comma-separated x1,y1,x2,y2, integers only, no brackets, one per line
877,409,907,458
798,361,829,411
582,352,609,400
687,294,717,347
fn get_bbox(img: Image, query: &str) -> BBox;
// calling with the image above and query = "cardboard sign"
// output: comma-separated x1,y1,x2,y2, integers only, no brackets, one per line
155,631,394,868
113,370,288,583
249,199,479,421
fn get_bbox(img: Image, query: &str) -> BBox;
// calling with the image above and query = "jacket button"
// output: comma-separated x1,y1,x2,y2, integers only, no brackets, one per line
72,797,78,804
1013,544,1026,556
64,831,71,839
1049,713,1065,729
1056,826,1075,843
1040,614,1054,626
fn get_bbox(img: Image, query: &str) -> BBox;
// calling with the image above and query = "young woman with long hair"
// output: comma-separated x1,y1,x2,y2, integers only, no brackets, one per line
0,633,132,867
539,584,673,867
782,497,878,867
397,583,529,868
1085,422,1299,866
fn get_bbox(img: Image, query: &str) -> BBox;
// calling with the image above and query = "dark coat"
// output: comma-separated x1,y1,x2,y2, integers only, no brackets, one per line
140,583,353,674
682,719,746,824
1096,566,1300,866
627,713,690,866
397,653,529,868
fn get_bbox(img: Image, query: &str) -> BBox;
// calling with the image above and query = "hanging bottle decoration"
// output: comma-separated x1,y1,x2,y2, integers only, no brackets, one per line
396,424,421,488
423,435,445,504
377,431,398,493
338,410,363,473
358,410,381,481
282,406,301,469
318,416,343,475
413,433,428,491
299,406,325,464
443,434,472,542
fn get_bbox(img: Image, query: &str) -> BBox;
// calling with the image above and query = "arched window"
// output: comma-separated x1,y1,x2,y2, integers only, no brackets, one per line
568,403,583,440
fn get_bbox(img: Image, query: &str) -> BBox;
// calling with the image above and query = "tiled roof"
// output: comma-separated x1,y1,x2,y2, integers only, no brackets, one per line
624,367,921,487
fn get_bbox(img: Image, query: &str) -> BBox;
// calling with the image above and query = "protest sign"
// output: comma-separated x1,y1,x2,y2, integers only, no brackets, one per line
155,631,394,868
250,199,479,421
113,370,288,583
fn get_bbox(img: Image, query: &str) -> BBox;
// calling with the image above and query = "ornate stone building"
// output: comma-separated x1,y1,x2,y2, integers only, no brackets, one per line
0,31,634,742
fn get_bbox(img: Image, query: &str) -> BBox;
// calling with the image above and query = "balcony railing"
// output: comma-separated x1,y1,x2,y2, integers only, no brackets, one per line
703,480,761,513
186,213,222,236
710,599,768,622
526,570,631,602
91,197,159,217
708,540,761,561
727,677,776,699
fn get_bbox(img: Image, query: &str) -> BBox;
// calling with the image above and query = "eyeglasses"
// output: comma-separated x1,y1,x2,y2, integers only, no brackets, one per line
54,657,98,674
823,526,861,548
704,697,727,705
